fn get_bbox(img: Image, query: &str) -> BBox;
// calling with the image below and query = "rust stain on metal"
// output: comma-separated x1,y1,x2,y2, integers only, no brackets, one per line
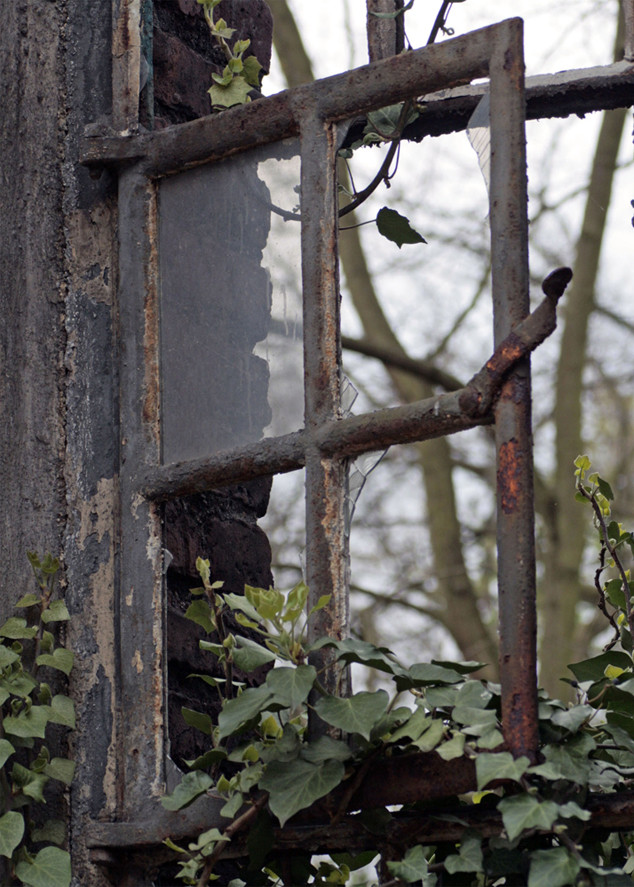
498,439,521,514
142,183,160,454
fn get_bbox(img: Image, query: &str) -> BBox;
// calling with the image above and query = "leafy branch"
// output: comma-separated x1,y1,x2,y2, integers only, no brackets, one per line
197,0,263,109
0,553,75,887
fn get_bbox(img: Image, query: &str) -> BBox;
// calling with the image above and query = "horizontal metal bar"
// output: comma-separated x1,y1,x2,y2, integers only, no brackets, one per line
389,59,634,142
80,20,507,172
141,285,564,501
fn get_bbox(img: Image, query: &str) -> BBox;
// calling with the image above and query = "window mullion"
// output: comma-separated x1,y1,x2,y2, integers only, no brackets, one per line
300,114,350,703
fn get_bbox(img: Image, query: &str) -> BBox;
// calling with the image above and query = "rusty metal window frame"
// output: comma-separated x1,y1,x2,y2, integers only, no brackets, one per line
85,14,577,855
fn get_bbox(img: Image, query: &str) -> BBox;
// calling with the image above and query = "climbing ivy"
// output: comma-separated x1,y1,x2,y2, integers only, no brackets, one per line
0,554,74,887
197,0,263,109
163,458,634,885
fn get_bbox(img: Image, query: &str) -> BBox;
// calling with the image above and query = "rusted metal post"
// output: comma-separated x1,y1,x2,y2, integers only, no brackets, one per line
112,0,142,132
489,21,539,761
366,0,404,62
298,110,350,710
116,166,167,817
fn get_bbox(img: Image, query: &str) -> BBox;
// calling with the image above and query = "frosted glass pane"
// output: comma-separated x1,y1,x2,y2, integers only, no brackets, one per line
159,139,302,464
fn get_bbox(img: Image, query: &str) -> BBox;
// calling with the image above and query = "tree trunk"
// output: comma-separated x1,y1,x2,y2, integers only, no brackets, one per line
540,10,627,694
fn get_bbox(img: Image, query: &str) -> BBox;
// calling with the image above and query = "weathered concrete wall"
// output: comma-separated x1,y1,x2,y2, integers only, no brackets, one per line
2,1,274,884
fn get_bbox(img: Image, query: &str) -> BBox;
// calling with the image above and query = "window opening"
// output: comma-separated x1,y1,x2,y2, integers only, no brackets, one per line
78,5,634,866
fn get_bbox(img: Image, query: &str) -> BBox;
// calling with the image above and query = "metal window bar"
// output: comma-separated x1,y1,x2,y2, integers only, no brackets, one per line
81,10,634,859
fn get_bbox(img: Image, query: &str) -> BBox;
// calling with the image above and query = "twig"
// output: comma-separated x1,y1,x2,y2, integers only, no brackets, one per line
195,792,269,887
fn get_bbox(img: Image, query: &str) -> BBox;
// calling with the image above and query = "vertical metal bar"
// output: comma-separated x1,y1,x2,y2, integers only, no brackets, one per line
366,0,404,62
300,111,350,706
112,0,142,132
117,166,166,816
489,20,538,760
624,0,634,61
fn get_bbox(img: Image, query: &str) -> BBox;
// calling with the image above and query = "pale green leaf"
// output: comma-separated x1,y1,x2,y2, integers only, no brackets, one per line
36,648,74,676
260,758,345,826
184,599,214,634
0,739,15,768
0,618,37,640
48,695,75,728
0,645,19,670
0,811,24,858
217,686,275,740
300,735,353,764
44,758,76,786
444,834,483,874
387,845,436,885
265,665,316,709
528,847,580,887
161,771,213,811
314,690,389,740
498,794,559,841
413,718,444,752
4,706,49,739
41,601,70,624
15,846,71,887
232,637,276,673
436,732,466,760
476,752,530,790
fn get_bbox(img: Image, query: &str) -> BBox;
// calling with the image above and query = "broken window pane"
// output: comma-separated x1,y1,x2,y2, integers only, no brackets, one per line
159,139,303,463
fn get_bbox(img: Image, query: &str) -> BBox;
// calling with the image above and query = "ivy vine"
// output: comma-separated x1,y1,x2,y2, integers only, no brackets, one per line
0,554,74,887
162,459,634,885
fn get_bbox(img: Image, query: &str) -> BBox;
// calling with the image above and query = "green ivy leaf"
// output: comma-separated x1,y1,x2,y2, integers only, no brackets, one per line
4,706,49,740
300,735,353,764
184,599,214,634
436,732,466,760
217,686,276,740
310,638,400,675
48,695,75,728
15,594,41,609
568,651,632,683
265,666,316,710
0,810,24,858
498,794,560,841
0,645,20,670
184,749,228,770
387,845,436,885
260,758,345,826
395,662,465,692
182,707,213,736
0,739,15,768
242,55,262,87
244,586,285,621
476,752,530,790
432,659,487,675
41,601,70,624
412,718,444,752
444,834,483,873
527,847,580,887
376,207,426,249
15,846,71,887
36,648,74,676
314,690,389,741
161,771,213,811
232,637,276,673
209,76,252,108
0,618,38,640
44,758,76,786
389,707,433,744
